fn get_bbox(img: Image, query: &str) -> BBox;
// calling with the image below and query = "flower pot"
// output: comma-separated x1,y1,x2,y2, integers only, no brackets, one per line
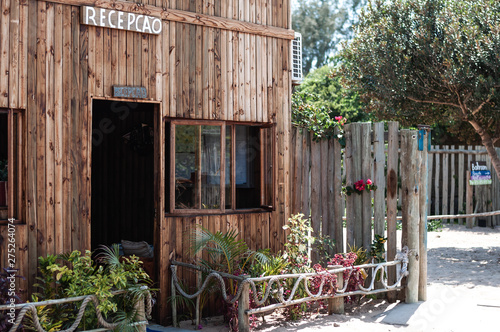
0,181,7,207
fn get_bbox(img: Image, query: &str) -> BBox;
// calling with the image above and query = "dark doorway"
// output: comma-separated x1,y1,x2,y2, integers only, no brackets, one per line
91,100,155,249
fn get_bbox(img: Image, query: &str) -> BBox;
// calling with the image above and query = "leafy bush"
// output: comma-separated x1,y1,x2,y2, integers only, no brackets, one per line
26,246,153,331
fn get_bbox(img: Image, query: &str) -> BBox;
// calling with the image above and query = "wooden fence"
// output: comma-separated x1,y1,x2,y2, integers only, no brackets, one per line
290,121,428,302
428,146,500,227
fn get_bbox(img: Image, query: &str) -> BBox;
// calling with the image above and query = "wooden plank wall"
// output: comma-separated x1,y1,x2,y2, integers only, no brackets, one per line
0,0,292,322
427,145,500,226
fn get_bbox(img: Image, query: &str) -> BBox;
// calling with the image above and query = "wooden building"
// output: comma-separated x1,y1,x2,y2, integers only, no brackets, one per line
0,0,294,323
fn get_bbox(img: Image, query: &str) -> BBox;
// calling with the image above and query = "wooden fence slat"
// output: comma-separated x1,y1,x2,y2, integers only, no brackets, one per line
310,139,321,263
373,122,385,239
321,139,329,241
458,145,465,224
352,124,362,248
442,145,449,216
301,131,310,218
333,128,343,254
327,138,335,255
450,146,455,220
427,145,433,216
386,121,399,303
344,124,354,248
361,123,372,252
433,145,440,216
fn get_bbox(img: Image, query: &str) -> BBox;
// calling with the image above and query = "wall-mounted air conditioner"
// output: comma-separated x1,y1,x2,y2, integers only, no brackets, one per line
292,32,303,85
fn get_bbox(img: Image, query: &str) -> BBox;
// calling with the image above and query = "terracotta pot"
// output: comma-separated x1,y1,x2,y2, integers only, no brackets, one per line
0,181,7,207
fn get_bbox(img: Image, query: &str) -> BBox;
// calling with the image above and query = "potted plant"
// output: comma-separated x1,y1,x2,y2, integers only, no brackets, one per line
0,159,7,207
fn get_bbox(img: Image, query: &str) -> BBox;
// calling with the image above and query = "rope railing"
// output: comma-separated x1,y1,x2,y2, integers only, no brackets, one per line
0,287,153,332
171,247,409,331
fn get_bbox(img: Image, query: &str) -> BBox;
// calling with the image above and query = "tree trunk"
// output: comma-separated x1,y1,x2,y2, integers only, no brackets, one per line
468,119,500,181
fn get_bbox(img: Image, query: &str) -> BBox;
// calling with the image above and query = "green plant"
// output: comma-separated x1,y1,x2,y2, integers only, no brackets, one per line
428,219,443,232
369,234,387,263
0,160,7,181
28,246,153,331
189,227,270,330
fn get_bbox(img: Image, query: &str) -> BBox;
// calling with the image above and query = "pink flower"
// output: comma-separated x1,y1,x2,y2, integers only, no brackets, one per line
366,179,373,185
335,116,343,121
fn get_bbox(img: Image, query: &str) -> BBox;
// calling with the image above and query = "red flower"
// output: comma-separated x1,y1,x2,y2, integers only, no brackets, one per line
335,116,343,121
366,179,373,185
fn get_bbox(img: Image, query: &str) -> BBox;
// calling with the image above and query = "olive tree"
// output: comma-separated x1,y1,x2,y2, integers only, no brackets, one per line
339,0,500,179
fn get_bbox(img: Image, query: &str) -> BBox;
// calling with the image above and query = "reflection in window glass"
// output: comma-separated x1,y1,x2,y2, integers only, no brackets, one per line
175,125,198,209
200,126,221,209
235,126,261,209
225,126,232,209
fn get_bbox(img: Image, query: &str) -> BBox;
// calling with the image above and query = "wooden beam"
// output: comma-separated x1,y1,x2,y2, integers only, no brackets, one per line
37,0,295,40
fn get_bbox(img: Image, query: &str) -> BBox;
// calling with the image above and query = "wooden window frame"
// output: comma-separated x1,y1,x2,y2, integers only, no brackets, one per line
168,120,275,215
0,109,25,225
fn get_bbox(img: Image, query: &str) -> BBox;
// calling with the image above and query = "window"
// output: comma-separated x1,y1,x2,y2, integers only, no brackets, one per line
0,109,24,224
168,121,274,213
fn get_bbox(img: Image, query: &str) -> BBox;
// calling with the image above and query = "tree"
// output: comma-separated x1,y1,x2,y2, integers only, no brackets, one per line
295,65,369,123
339,0,500,180
293,0,366,75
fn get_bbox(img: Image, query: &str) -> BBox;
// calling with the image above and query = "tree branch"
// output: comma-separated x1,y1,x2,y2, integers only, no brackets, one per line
406,96,460,108
471,94,493,116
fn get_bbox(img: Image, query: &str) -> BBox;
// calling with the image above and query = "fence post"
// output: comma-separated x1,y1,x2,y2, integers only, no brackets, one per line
327,265,344,315
402,130,420,304
386,122,399,303
171,265,178,327
238,276,250,332
418,126,429,301
466,171,473,228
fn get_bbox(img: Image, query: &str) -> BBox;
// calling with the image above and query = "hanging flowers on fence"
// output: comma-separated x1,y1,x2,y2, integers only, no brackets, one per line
343,179,377,196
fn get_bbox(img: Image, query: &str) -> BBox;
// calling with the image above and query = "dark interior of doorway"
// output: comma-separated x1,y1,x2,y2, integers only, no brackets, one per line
91,100,154,250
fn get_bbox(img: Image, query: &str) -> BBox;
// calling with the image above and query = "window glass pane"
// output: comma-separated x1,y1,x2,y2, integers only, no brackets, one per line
225,125,232,209
235,125,261,209
201,126,221,209
175,125,198,209
262,127,274,207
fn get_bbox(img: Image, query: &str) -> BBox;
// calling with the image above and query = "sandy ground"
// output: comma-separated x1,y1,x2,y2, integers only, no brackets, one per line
168,224,500,332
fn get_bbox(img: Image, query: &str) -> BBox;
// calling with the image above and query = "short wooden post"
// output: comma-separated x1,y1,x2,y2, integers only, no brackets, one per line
327,265,344,315
171,265,178,327
466,171,474,228
135,296,147,332
195,270,202,329
238,276,250,332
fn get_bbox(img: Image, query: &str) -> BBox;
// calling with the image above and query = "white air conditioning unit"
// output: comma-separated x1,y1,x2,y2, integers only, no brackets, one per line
291,32,303,84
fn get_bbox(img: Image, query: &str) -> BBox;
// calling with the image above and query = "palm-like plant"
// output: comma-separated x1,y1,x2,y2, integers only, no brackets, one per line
190,227,269,294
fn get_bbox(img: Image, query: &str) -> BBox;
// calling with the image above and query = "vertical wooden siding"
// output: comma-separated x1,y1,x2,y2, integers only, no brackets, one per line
0,0,292,323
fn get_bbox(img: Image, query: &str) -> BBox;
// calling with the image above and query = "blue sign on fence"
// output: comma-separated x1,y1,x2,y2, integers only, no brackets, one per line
470,161,492,185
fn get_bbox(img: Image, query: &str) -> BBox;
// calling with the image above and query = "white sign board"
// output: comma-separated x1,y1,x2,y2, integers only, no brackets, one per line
81,6,162,35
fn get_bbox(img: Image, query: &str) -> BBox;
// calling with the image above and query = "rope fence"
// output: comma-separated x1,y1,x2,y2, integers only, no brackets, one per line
0,288,153,332
170,247,410,332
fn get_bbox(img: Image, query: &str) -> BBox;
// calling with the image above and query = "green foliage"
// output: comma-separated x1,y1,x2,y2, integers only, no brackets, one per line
282,214,315,274
339,0,500,178
428,219,443,232
27,246,153,331
292,91,346,143
370,234,387,263
295,65,369,123
0,160,7,181
292,0,366,74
